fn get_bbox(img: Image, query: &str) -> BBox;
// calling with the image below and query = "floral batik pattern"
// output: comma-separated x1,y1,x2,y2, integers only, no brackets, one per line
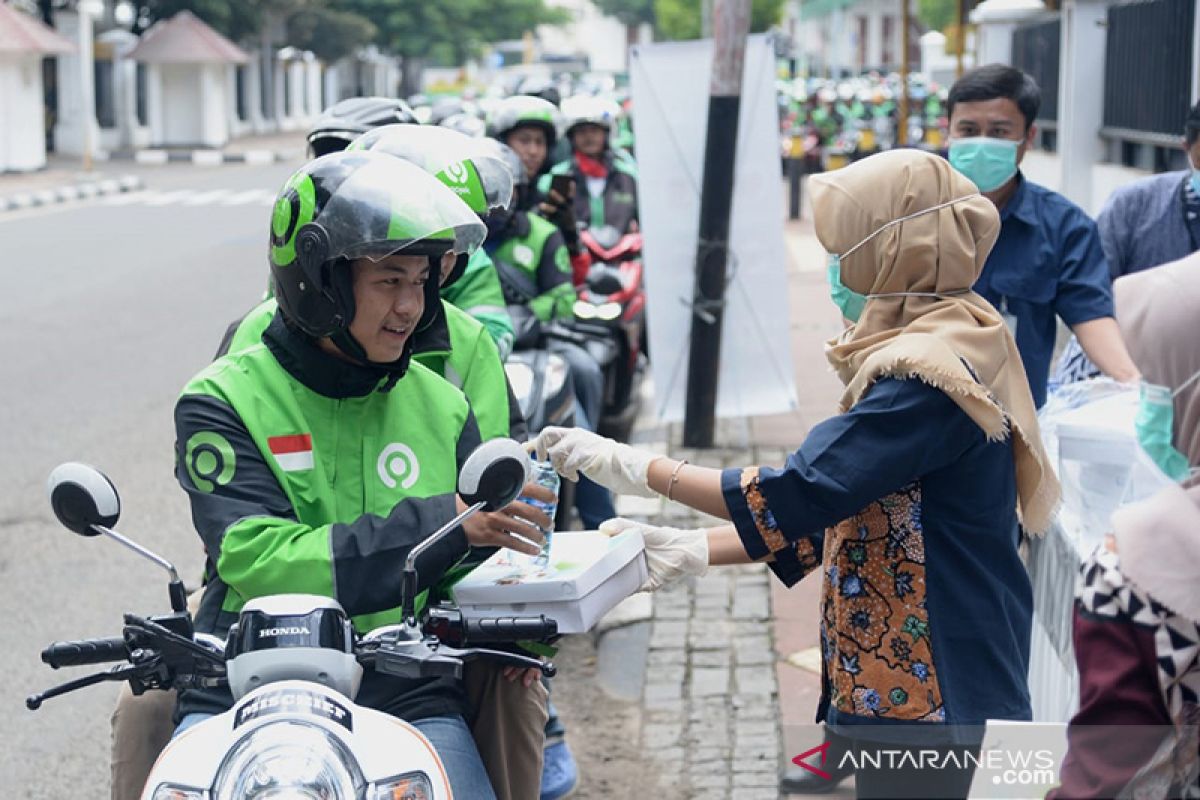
820,482,945,722
739,467,820,578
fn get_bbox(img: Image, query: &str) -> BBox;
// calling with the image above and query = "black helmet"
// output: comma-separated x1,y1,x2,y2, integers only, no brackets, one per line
306,97,418,158
517,75,561,107
347,124,514,286
268,150,485,368
489,95,560,153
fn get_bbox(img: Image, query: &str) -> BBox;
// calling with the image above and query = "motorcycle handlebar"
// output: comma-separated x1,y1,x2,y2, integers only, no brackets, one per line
41,637,127,669
463,615,558,644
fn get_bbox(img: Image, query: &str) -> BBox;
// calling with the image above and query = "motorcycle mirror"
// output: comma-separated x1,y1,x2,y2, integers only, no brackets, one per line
457,439,531,512
46,463,120,536
46,462,188,613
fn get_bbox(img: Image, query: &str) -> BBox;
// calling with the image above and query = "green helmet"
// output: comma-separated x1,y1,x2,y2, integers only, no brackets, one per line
347,124,513,286
488,95,560,152
268,150,485,364
348,124,513,216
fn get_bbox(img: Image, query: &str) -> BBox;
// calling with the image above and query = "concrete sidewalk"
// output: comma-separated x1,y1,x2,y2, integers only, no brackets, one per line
601,210,851,798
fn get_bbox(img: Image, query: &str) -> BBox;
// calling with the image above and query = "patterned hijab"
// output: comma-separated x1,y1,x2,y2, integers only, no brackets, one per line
811,149,1059,534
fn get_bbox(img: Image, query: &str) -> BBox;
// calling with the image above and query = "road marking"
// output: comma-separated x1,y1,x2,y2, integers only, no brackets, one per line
142,190,193,206
102,191,151,206
221,189,271,206
182,189,233,206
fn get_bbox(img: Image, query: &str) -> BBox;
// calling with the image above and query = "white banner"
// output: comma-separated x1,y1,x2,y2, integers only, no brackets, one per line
629,35,797,423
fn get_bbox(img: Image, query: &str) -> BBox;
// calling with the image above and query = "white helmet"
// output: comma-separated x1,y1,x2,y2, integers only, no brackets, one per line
560,95,621,137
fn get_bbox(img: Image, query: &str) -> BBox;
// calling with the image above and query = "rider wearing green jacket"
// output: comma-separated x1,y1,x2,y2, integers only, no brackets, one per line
173,152,551,799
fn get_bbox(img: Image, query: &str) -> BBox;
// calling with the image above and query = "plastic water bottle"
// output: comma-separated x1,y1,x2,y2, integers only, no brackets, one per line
518,457,559,569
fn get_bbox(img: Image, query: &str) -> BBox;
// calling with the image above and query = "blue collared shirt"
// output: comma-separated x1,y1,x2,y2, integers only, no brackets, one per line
974,174,1114,407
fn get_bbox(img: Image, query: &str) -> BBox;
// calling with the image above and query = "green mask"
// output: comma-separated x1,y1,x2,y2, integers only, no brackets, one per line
1134,374,1199,481
827,254,867,322
947,137,1020,192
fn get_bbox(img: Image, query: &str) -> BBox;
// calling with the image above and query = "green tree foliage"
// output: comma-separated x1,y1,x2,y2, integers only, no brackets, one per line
287,7,377,63
917,0,959,32
652,0,786,41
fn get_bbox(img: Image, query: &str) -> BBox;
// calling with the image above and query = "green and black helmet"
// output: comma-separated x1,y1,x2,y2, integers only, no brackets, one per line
348,124,514,286
488,95,560,153
268,150,485,364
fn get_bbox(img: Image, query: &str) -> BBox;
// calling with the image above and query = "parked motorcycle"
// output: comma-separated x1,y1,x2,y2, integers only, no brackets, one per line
576,224,647,442
29,440,558,800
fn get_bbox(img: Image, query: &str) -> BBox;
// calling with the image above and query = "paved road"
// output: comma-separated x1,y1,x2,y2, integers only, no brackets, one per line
0,159,298,797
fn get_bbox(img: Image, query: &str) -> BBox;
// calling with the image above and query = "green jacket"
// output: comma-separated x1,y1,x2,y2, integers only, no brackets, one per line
220,299,525,443
176,314,483,722
489,211,577,323
537,152,639,235
440,249,514,361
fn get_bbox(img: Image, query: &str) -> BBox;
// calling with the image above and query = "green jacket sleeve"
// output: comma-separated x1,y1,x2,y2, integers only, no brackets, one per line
174,393,475,618
440,250,514,361
530,228,578,323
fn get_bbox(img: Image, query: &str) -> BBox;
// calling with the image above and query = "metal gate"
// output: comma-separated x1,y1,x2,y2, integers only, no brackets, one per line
1103,0,1194,139
1012,18,1061,124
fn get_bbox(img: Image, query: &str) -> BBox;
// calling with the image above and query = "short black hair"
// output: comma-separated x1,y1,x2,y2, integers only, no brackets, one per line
1186,99,1200,145
947,64,1042,132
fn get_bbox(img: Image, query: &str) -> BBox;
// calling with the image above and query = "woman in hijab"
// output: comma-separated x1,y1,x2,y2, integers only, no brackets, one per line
1051,251,1200,800
532,149,1060,798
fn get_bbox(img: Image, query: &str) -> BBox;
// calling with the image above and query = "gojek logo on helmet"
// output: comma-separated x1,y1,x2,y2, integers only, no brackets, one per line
377,443,420,489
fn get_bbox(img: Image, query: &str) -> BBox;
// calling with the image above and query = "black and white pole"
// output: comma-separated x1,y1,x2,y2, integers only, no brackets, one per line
683,0,751,448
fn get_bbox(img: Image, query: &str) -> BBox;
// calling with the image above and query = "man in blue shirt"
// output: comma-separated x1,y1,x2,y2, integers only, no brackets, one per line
945,64,1139,407
1098,100,1200,279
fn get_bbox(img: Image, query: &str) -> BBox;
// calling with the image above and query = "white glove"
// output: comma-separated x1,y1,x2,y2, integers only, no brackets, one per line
531,427,658,498
600,517,709,592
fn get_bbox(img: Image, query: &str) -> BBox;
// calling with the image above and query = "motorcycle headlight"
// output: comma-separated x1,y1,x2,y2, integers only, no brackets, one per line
369,771,434,800
573,300,598,320
595,302,623,321
212,720,363,800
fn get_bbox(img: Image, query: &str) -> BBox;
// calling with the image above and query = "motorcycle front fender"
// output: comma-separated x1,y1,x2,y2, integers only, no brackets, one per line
142,680,452,799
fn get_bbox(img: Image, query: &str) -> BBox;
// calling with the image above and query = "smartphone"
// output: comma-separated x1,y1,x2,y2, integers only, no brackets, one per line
549,173,575,201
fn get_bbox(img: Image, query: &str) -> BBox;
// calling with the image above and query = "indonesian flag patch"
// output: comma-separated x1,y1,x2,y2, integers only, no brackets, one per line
268,434,314,472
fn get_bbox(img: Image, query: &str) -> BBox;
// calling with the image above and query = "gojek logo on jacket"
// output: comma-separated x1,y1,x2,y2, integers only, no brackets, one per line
185,431,236,493
377,443,420,489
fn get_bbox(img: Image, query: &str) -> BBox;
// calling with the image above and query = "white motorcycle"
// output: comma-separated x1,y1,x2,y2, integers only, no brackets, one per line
29,439,558,800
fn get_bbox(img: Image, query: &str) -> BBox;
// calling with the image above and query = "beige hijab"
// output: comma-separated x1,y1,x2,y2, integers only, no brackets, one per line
1114,250,1200,470
810,149,1059,534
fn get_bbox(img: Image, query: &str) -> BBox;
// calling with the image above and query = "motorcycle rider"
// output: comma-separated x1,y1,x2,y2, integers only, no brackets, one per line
307,96,515,360
111,134,545,800
171,151,553,798
490,94,593,288
219,126,524,444
539,94,640,236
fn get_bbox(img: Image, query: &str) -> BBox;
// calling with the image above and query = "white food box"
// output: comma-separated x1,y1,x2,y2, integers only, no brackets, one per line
1055,390,1139,465
451,529,648,634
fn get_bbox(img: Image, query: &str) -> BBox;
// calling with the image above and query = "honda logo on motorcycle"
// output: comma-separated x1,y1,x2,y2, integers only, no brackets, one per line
259,626,311,638
377,443,420,489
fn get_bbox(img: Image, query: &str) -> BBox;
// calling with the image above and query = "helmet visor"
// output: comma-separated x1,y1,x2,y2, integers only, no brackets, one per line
311,153,486,263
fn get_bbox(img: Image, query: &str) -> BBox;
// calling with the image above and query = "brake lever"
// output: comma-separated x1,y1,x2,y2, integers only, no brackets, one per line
26,663,139,710
437,645,557,678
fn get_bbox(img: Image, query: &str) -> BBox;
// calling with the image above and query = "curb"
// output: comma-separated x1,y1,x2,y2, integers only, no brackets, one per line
0,175,143,213
116,148,302,166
